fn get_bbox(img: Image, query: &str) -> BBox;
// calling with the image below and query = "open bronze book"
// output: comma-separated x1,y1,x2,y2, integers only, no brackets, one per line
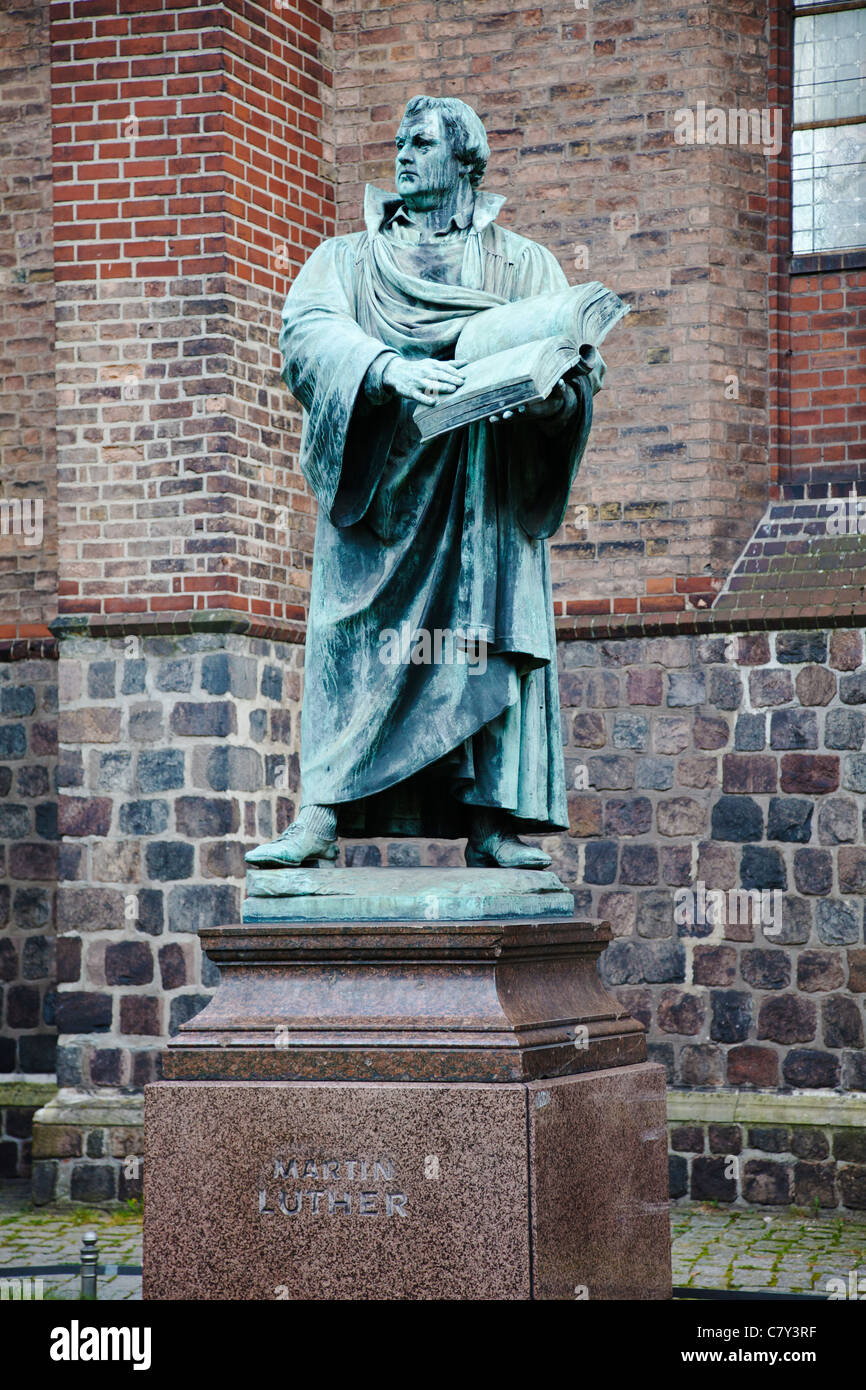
413,280,630,442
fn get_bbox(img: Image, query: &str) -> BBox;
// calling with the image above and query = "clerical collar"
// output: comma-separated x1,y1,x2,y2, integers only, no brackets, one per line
363,184,506,238
385,203,473,236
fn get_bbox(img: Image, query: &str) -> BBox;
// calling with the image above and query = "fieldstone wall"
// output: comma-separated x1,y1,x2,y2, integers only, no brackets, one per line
0,1081,57,1183
29,625,302,1202
669,1116,866,1211
26,618,866,1209
55,628,302,1081
556,626,866,1099
0,656,58,1078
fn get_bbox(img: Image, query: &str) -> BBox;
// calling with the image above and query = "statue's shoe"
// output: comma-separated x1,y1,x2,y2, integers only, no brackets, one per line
244,822,338,868
465,832,552,869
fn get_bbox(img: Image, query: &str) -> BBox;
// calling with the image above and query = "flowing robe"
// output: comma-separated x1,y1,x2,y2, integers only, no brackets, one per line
280,187,598,838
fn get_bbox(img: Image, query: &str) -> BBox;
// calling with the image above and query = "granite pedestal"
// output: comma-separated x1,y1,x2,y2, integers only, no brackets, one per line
143,869,671,1300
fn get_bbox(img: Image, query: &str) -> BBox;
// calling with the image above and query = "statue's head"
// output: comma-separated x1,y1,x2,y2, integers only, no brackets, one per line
395,96,489,210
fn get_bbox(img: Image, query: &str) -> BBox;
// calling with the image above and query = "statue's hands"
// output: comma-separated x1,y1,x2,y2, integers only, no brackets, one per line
489,377,574,424
383,357,465,406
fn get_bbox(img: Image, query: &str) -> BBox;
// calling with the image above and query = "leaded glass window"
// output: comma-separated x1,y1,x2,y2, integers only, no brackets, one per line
792,1,866,254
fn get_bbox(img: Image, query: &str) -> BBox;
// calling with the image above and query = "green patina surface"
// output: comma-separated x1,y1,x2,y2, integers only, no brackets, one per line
243,865,574,921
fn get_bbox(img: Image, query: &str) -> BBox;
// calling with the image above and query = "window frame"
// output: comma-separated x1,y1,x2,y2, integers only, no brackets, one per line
790,0,866,261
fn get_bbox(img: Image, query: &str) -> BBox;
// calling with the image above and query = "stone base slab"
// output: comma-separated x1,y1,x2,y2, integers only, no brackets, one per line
243,866,574,921
166,917,646,1084
143,1062,670,1300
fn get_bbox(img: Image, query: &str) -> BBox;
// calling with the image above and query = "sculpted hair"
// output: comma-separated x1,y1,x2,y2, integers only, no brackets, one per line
402,95,490,189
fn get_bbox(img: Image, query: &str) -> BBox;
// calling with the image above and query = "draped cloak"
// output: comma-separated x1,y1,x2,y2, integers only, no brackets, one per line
280,186,601,838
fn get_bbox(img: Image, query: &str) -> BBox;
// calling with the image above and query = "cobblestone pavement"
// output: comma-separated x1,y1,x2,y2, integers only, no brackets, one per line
672,1203,866,1295
0,1184,142,1301
1,1184,864,1300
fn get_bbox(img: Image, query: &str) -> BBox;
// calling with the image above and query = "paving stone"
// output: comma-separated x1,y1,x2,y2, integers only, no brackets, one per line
817,796,859,845
711,990,752,1042
741,845,786,890
619,844,659,885
795,665,836,706
766,796,813,843
825,708,866,750
822,995,864,1048
780,754,839,795
735,712,766,750
668,671,705,706
829,630,863,671
776,631,828,665
816,898,861,945
654,716,690,754
840,672,866,705
750,669,794,707
758,993,817,1043
627,668,662,704
771,709,818,749
842,754,866,792
793,847,833,896
797,948,846,992
612,712,648,749
636,755,674,790
572,712,606,747
783,1049,841,1088
711,795,763,842
722,754,777,794
694,713,729,749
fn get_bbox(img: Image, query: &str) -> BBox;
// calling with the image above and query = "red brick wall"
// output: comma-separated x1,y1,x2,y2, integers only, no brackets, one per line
50,1,225,285
767,0,864,492
788,272,866,485
0,0,57,641
222,0,335,290
48,0,334,625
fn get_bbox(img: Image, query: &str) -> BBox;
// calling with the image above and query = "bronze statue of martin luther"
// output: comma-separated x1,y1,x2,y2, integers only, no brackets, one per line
247,96,618,872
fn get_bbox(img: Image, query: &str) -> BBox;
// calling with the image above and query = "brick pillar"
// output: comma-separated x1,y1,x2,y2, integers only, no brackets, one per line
33,0,334,1203
0,0,60,1183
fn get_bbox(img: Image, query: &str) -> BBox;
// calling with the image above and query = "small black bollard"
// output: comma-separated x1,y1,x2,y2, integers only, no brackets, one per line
80,1230,99,1301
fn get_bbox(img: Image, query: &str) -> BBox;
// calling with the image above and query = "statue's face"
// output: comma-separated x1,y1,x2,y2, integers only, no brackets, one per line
394,108,464,210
